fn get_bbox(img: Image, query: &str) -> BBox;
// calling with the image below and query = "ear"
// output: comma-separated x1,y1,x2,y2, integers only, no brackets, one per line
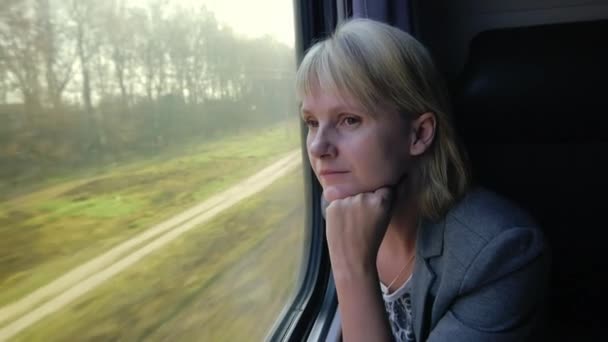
409,112,436,156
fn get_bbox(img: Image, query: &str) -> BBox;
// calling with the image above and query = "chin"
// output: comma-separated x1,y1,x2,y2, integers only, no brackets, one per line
322,185,361,202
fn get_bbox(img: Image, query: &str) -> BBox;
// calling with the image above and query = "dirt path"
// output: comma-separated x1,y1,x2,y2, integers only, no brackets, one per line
0,150,302,341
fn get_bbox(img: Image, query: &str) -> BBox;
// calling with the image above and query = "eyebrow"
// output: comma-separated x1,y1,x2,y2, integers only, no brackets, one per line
300,104,361,117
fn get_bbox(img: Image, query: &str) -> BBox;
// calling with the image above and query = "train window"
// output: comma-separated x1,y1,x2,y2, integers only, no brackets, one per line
0,0,308,340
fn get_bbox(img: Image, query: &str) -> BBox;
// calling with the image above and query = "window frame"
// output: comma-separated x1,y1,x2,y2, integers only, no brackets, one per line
266,0,342,341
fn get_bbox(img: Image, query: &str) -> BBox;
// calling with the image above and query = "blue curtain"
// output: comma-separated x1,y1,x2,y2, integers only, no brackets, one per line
351,0,412,32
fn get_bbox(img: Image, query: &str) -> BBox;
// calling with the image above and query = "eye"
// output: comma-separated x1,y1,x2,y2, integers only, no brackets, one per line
341,116,361,126
305,119,319,128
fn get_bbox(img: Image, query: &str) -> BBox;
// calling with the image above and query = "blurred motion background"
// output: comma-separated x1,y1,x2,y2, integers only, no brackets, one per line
0,0,307,340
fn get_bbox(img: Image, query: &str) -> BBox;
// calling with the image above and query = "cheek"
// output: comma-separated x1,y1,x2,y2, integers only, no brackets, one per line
305,135,315,166
351,134,405,186
333,138,383,191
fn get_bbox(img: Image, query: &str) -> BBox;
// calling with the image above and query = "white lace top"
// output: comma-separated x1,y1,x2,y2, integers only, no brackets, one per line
380,274,416,342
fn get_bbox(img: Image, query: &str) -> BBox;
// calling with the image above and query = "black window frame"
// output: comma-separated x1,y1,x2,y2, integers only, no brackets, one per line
266,0,342,341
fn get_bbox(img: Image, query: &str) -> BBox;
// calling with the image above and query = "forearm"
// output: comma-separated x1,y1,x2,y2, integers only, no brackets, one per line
322,189,396,341
333,269,393,342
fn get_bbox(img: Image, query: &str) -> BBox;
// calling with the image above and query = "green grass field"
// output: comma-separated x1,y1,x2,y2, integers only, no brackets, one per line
13,171,307,341
0,122,301,308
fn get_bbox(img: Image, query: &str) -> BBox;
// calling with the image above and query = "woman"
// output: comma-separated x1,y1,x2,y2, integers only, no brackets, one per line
296,19,550,341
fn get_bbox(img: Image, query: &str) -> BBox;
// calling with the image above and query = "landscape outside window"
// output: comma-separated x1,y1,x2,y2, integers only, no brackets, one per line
0,0,307,340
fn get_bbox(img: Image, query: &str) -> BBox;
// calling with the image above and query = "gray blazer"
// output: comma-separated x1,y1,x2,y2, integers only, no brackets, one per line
411,188,550,341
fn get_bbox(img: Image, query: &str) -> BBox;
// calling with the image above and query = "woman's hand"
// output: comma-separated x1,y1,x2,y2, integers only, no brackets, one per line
325,187,395,277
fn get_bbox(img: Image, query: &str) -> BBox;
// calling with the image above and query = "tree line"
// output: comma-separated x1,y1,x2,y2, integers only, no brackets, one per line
0,0,297,183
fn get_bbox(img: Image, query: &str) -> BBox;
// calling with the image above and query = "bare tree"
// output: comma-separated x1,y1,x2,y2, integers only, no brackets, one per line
164,9,190,102
103,0,134,113
36,0,76,111
68,0,107,149
142,1,168,102
0,1,42,121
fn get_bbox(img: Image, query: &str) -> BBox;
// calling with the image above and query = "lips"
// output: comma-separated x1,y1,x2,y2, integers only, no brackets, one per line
318,170,349,183
319,170,349,176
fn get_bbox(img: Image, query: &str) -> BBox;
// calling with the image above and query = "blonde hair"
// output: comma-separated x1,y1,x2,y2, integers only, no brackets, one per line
296,18,470,221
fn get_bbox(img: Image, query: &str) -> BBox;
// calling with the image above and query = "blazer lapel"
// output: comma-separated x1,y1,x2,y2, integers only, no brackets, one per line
411,219,445,340
411,257,435,340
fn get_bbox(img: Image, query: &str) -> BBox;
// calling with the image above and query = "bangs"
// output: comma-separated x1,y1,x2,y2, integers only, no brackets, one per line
295,39,380,115
295,18,436,118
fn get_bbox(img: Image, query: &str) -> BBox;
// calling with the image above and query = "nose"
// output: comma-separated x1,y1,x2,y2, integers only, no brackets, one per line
308,126,336,159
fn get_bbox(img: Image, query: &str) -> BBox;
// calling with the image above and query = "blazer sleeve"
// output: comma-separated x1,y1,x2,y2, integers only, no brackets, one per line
427,227,551,342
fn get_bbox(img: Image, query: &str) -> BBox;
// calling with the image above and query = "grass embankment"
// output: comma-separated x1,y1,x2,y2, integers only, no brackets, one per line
15,171,307,341
0,123,300,307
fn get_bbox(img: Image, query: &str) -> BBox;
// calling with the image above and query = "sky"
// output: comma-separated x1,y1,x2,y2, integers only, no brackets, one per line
129,0,296,47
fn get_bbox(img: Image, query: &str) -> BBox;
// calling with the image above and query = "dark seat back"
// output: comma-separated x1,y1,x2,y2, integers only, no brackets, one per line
452,19,608,340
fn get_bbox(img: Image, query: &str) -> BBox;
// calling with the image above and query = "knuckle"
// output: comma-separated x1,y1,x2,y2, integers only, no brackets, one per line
365,193,379,207
379,193,390,206
377,189,392,205
333,198,348,210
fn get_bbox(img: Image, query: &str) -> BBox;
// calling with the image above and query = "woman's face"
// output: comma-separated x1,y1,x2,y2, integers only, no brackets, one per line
301,90,412,202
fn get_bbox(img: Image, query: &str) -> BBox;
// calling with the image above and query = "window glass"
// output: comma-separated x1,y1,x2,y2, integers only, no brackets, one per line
0,0,306,340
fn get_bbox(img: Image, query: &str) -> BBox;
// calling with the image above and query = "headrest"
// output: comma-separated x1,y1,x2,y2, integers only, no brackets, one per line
453,20,608,143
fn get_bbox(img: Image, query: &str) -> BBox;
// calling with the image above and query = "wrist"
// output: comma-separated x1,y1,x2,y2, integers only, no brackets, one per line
331,262,378,286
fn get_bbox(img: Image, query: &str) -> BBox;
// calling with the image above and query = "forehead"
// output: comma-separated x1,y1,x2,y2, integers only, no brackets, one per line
300,88,365,114
300,89,401,122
